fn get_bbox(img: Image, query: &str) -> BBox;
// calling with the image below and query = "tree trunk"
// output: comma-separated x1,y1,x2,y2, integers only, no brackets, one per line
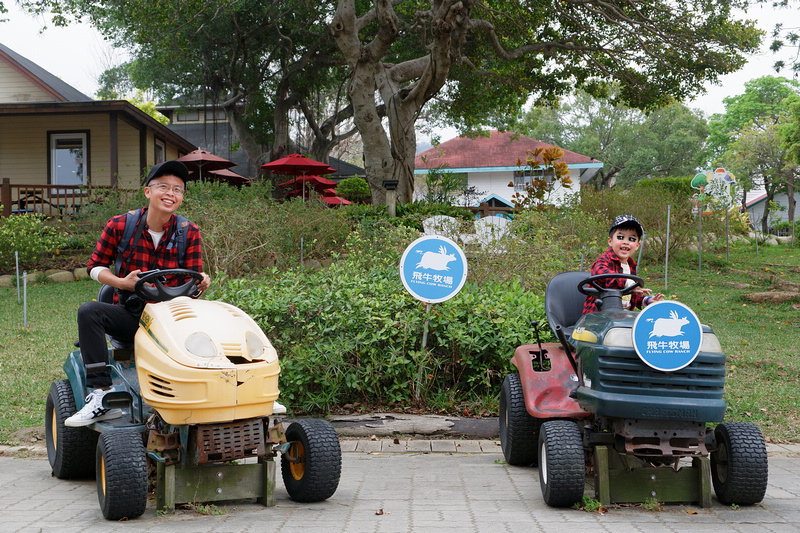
331,0,463,205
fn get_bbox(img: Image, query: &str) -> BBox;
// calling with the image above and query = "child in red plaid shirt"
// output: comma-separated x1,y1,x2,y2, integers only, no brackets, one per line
582,215,664,315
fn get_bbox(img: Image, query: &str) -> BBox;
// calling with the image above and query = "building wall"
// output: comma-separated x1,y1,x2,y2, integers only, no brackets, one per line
0,113,185,187
0,61,55,103
746,192,800,228
466,169,582,206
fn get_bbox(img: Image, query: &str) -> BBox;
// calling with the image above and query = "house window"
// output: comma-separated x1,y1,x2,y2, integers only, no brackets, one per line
155,139,166,164
211,108,226,121
176,110,200,122
50,133,87,187
512,169,553,192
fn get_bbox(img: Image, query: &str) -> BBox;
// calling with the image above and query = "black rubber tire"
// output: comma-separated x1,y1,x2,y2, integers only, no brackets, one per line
96,429,148,520
538,420,585,507
499,373,540,466
711,422,768,505
45,379,98,479
281,418,342,502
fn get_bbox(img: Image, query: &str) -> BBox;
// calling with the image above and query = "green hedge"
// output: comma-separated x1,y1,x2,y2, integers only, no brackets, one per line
212,262,546,412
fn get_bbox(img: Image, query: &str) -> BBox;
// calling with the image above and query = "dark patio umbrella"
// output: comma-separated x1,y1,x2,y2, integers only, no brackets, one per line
208,168,252,186
177,149,235,181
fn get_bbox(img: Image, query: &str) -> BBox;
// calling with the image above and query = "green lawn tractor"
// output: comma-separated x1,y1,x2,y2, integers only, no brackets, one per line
500,271,768,508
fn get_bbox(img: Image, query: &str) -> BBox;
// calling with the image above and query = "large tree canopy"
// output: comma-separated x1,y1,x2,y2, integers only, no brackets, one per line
332,0,761,203
711,76,800,231
15,0,761,204
513,89,709,189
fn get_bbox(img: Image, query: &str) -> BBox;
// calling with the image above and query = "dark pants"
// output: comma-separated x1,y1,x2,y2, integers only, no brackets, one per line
77,301,141,389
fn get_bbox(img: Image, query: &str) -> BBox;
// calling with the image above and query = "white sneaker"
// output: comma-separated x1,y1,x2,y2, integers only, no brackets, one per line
272,400,287,415
65,389,123,427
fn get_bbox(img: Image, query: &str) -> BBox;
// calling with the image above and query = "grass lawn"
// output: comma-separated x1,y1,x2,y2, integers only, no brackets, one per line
1,242,798,444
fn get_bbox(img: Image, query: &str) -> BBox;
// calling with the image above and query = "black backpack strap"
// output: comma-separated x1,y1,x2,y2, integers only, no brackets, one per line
174,215,190,267
115,209,144,276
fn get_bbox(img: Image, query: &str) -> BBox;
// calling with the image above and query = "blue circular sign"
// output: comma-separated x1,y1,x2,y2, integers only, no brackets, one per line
399,236,468,303
632,301,703,372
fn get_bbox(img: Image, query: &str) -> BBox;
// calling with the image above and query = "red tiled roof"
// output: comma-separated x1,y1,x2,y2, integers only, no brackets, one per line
415,130,597,169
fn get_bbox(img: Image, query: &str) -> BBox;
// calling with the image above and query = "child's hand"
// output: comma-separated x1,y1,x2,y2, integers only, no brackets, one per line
644,293,665,306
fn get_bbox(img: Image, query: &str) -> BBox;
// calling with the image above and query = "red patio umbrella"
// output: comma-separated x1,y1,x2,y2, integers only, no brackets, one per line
263,154,336,200
261,153,336,175
177,149,236,181
277,175,337,189
321,196,352,206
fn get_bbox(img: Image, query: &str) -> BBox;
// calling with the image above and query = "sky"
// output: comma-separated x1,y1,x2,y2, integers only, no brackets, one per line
0,2,795,142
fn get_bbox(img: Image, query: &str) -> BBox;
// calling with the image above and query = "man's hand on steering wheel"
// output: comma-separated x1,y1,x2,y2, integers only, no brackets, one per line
134,268,205,302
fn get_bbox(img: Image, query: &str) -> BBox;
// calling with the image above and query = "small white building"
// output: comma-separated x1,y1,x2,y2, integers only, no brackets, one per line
746,191,800,230
414,130,603,208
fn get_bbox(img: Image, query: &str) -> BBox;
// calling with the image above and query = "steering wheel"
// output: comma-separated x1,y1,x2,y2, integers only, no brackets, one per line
577,273,644,300
134,268,203,303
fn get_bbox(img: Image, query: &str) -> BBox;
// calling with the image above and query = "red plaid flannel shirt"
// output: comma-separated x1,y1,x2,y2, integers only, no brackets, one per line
582,247,644,314
87,208,204,304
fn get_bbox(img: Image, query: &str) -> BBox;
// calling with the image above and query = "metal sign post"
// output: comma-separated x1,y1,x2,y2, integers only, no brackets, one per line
400,236,468,401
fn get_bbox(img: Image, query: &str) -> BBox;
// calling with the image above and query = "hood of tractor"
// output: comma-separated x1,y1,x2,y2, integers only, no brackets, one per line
571,309,727,423
134,297,281,425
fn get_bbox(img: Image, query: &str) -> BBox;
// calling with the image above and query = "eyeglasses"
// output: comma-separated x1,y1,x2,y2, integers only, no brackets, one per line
149,182,185,196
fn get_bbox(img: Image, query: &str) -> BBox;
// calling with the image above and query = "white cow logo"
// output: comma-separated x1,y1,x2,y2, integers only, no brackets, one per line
647,310,690,338
416,246,456,271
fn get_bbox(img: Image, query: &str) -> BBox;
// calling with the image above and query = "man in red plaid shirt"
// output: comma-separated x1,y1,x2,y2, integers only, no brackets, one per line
66,160,211,427
582,215,663,315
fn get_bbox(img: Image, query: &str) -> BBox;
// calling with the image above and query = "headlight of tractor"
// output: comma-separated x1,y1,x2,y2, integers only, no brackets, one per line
603,328,633,348
701,332,722,353
185,332,217,358
246,331,265,360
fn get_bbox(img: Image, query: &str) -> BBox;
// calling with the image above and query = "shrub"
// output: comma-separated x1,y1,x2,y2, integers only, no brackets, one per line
336,176,371,203
180,181,352,277
212,259,546,412
0,214,68,269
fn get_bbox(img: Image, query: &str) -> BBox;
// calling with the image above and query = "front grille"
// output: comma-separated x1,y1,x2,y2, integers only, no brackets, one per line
189,418,267,463
595,349,725,399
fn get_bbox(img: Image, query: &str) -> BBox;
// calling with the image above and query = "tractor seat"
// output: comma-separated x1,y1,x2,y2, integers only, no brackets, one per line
544,271,588,339
97,285,135,350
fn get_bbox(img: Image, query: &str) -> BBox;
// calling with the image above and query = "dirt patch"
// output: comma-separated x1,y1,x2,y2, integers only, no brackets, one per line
718,281,751,289
743,292,800,304
9,426,46,449
771,281,800,292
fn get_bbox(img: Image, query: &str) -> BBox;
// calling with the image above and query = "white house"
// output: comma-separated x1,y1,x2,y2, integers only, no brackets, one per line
746,190,800,231
414,130,603,208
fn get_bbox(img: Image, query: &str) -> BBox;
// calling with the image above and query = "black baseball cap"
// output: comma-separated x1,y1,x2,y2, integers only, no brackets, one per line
145,160,189,186
609,214,644,238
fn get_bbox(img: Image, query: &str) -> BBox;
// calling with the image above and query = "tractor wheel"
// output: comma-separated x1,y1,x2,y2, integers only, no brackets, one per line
711,422,768,505
96,429,148,520
281,418,341,502
538,420,585,507
45,379,98,479
499,373,540,466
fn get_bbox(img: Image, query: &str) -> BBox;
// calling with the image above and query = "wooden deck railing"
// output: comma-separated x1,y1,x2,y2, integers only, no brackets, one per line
1,179,137,218
467,202,515,218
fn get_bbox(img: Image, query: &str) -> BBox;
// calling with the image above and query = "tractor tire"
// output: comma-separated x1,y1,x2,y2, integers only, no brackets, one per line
96,429,148,520
711,422,768,505
538,420,585,507
45,379,98,479
499,373,540,466
281,418,341,502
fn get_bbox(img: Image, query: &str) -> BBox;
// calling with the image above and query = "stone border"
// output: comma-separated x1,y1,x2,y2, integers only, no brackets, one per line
0,267,89,288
